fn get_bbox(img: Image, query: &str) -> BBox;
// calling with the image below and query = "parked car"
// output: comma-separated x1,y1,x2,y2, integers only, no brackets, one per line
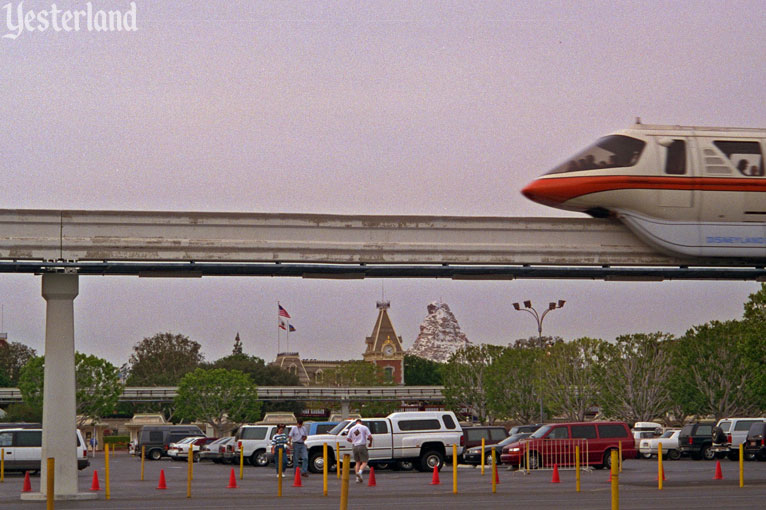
639,429,681,460
459,425,508,462
465,432,531,466
677,421,716,460
711,418,765,461
744,422,766,461
168,436,219,462
307,421,340,436
199,437,232,463
136,425,205,461
508,424,543,435
631,422,663,448
304,411,464,473
0,428,89,472
500,421,636,470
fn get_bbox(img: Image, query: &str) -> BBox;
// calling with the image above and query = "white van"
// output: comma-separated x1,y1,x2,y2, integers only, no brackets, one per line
631,422,662,448
0,428,89,473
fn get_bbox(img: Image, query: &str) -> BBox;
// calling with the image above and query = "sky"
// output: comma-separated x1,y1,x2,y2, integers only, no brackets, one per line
0,0,765,368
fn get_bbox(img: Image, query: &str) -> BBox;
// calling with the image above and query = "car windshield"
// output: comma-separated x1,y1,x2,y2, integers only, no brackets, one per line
660,430,675,438
177,437,196,444
530,425,552,439
328,421,351,435
500,433,530,445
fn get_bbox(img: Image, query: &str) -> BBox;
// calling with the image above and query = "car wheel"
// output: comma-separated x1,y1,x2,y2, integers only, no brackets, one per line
667,449,681,461
728,451,739,462
252,450,269,467
702,445,716,461
374,462,390,470
527,452,541,470
395,460,414,471
419,450,444,472
602,449,616,470
309,451,326,474
485,453,494,466
149,449,162,461
746,451,756,461
642,453,653,460
192,453,200,463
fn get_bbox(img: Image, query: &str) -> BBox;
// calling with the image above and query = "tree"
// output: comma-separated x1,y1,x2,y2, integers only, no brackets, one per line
442,344,503,424
208,354,300,386
542,337,606,421
126,332,204,386
743,283,766,323
174,368,261,436
0,341,36,386
232,332,243,355
669,320,758,419
598,333,673,423
486,346,541,424
17,353,123,427
323,361,387,387
403,355,443,385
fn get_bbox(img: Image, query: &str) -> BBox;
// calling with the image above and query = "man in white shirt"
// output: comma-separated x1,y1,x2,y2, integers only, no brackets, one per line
346,419,373,483
289,418,309,476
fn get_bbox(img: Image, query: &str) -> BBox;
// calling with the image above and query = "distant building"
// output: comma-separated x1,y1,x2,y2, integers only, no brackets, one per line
270,300,405,385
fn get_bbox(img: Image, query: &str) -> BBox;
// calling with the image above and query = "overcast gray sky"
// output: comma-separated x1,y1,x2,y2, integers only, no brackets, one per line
0,0,763,367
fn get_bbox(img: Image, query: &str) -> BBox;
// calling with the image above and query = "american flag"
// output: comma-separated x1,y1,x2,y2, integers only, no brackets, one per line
278,303,291,319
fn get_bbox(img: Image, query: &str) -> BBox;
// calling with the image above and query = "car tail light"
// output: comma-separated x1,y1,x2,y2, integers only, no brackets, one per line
762,438,765,446
727,434,732,444
238,441,242,449
688,436,693,445
83,450,87,458
460,436,465,446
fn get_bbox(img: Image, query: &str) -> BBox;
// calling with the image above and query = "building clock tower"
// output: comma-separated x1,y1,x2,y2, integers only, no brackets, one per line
363,301,405,384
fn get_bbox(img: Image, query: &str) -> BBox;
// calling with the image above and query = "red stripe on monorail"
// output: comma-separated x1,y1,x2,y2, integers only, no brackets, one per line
522,175,766,206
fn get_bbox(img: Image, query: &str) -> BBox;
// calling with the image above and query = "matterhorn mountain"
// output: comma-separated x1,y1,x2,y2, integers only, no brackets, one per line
408,301,471,363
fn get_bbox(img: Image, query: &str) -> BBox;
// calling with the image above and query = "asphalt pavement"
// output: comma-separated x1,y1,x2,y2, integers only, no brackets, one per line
1,452,765,509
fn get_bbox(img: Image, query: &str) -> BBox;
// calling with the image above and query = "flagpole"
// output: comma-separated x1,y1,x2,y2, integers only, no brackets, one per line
277,301,281,355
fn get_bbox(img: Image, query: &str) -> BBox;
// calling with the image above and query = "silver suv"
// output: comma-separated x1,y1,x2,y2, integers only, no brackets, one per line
711,418,766,461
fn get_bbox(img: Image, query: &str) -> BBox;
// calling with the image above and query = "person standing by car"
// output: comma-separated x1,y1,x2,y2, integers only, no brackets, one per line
289,418,309,477
347,419,373,483
271,424,288,477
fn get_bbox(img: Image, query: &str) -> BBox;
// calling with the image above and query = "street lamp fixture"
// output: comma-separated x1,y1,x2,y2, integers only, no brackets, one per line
512,299,565,423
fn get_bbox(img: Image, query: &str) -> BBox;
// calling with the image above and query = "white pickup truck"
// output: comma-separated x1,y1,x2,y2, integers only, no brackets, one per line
304,411,463,473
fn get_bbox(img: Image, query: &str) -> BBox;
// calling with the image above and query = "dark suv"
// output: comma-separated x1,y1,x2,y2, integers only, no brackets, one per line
677,421,716,460
459,426,508,462
744,422,766,461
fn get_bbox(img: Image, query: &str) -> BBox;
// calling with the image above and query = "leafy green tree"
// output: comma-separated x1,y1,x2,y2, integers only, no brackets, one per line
486,346,541,424
443,344,503,424
126,332,203,386
669,321,758,419
542,337,606,421
598,333,673,423
208,354,300,386
174,368,261,435
403,355,443,385
0,341,36,386
743,283,766,323
323,361,388,387
18,353,123,427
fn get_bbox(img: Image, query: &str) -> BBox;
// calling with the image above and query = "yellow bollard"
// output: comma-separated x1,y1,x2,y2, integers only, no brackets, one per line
1,448,4,482
576,445,580,492
491,448,496,494
46,457,54,510
278,448,283,497
739,443,744,488
611,449,619,510
452,444,458,494
323,442,328,496
340,454,350,510
618,441,623,473
658,443,663,491
336,442,341,479
481,437,485,475
525,440,530,474
187,443,193,498
105,444,111,500
239,443,244,480
140,445,145,481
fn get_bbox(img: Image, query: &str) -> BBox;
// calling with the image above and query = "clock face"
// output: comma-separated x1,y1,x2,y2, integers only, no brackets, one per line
383,345,394,356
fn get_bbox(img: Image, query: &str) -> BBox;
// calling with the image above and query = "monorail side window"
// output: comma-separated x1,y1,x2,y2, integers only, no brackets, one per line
713,140,763,176
665,140,686,175
547,135,646,174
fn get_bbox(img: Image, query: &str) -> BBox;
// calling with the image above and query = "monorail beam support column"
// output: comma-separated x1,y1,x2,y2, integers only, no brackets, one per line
341,399,350,419
23,274,94,501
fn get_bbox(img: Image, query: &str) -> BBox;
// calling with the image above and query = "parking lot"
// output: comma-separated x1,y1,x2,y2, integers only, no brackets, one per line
1,453,766,509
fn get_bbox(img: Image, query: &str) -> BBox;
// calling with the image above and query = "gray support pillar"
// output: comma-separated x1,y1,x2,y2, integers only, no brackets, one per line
22,274,95,501
341,399,350,419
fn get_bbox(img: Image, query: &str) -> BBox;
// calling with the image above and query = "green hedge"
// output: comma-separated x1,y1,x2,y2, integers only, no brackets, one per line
103,435,130,447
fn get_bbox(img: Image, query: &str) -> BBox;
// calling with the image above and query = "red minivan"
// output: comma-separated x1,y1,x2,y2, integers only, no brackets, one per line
500,421,637,469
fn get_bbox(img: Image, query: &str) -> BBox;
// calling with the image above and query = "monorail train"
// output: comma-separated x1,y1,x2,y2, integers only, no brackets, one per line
522,122,766,258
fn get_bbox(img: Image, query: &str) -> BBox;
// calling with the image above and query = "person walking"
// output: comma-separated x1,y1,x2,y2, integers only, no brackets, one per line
346,419,373,483
289,418,309,477
271,424,288,477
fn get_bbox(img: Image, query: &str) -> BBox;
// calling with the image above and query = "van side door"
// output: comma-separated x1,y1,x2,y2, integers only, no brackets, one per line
14,429,41,470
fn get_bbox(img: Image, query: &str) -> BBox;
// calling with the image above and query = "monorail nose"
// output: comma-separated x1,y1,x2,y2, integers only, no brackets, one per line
521,178,570,209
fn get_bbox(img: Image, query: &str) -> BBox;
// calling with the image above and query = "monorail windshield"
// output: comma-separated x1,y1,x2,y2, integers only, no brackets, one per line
547,135,646,174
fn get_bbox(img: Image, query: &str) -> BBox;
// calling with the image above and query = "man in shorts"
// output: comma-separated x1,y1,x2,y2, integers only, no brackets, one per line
346,419,373,483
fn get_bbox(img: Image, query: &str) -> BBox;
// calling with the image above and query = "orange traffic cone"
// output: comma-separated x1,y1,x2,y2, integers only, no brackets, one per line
90,470,101,491
494,463,500,484
227,468,237,489
656,465,666,481
22,471,31,492
713,460,723,480
292,467,303,487
368,466,376,487
551,464,560,483
430,465,441,485
157,469,167,490
606,469,612,483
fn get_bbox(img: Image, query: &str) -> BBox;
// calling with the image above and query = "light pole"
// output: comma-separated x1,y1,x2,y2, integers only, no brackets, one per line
512,299,566,423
